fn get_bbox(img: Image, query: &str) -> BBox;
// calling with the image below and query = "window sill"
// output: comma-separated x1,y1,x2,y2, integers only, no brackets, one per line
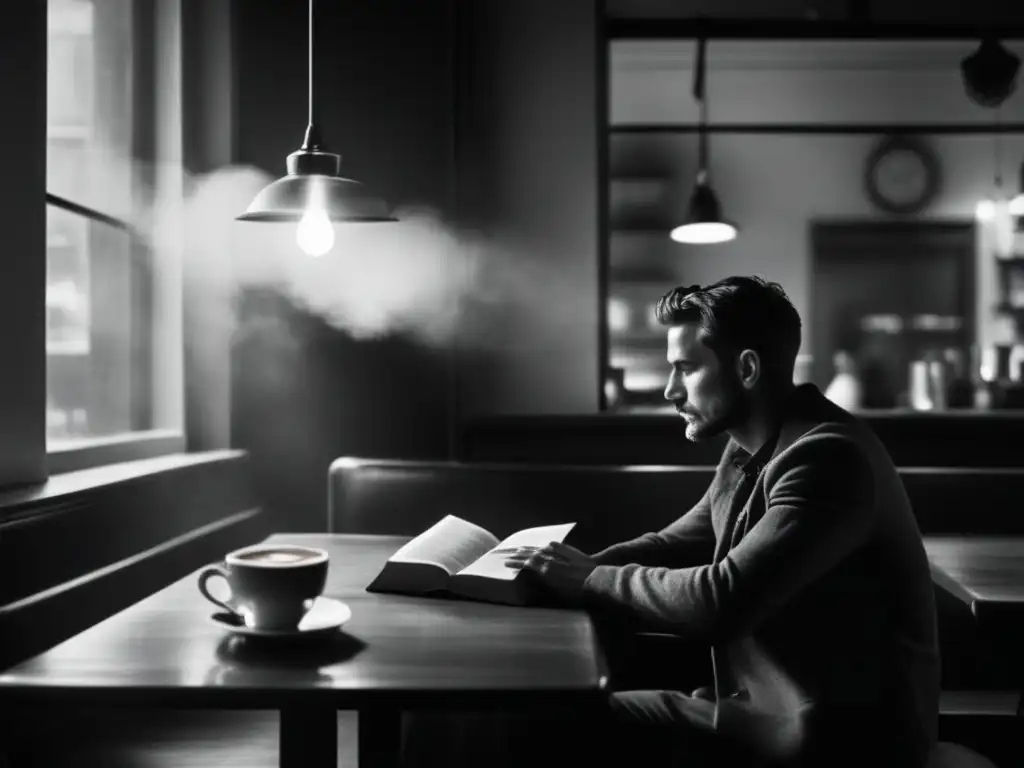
46,429,186,475
1,449,248,521
0,447,261,668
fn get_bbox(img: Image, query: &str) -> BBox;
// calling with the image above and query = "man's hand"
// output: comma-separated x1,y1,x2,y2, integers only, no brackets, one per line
503,541,598,604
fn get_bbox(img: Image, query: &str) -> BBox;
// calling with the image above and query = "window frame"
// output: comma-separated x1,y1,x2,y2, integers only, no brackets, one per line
44,0,187,473
0,0,231,493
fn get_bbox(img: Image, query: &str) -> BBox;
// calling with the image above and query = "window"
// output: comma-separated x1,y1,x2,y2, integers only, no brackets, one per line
46,0,183,468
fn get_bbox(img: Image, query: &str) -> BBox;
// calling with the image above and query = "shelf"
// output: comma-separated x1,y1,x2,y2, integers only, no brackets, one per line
610,175,671,184
610,334,666,349
610,270,677,284
994,302,1024,315
609,224,674,234
608,168,673,181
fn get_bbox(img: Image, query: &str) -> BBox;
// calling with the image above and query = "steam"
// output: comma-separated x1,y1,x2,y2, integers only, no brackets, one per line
131,163,581,351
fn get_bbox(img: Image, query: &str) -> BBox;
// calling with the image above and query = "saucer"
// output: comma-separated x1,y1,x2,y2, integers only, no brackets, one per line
208,596,352,639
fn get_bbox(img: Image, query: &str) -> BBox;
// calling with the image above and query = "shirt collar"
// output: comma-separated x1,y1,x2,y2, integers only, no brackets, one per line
729,383,819,479
731,433,778,479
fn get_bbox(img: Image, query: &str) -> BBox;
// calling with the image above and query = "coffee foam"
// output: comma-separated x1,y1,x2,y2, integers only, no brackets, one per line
257,552,306,563
227,545,328,568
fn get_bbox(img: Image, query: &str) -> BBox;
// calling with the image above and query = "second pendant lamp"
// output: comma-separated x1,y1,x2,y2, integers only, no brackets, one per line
670,35,738,245
237,0,397,257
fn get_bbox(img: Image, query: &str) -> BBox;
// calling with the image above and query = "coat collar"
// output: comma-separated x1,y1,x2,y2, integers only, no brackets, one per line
728,383,838,478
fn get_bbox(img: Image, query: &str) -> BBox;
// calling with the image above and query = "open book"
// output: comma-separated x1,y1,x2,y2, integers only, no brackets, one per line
366,515,576,606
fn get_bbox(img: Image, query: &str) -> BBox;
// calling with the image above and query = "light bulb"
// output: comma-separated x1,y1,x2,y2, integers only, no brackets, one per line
296,207,335,257
670,222,737,244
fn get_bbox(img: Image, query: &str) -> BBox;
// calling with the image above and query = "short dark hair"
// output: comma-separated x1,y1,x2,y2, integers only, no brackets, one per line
654,276,802,389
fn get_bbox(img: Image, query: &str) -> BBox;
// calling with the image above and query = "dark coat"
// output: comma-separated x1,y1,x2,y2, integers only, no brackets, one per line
586,384,941,766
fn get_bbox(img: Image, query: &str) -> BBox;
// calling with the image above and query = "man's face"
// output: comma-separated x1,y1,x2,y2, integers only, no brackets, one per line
663,323,747,442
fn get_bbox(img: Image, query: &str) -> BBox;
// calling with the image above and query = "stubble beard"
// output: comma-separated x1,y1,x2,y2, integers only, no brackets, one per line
681,387,748,443
683,412,724,443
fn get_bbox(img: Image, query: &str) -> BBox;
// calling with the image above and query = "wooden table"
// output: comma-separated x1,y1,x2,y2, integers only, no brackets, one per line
0,533,610,768
925,535,1024,712
924,536,1024,624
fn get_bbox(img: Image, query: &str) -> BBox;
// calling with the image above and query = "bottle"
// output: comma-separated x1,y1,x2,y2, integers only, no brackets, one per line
942,348,971,408
971,345,994,409
824,350,863,411
927,358,947,410
909,360,933,410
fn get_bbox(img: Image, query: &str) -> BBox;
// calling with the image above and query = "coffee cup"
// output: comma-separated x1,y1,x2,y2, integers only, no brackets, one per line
197,544,329,631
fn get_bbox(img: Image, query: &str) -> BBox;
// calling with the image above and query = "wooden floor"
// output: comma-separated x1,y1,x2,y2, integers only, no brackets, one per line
1,709,515,768
3,706,1018,767
3,710,357,768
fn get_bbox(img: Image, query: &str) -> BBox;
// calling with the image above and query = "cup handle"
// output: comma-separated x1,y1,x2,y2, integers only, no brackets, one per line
197,565,237,615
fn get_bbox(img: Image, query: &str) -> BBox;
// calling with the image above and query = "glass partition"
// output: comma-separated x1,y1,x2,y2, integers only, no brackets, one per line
604,39,1024,413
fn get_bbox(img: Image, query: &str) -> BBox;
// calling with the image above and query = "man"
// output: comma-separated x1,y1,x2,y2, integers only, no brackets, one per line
506,276,941,767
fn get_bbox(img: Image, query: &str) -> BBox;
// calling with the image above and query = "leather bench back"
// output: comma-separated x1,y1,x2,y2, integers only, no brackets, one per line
328,458,1024,544
328,458,712,552
899,467,1024,535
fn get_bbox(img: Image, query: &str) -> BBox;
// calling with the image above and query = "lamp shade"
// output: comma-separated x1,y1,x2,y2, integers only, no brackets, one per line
670,179,738,244
237,148,397,223
960,37,1021,109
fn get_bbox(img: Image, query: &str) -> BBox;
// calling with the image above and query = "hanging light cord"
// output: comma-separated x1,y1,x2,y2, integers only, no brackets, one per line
994,107,1003,192
693,33,709,181
698,88,708,174
302,0,321,150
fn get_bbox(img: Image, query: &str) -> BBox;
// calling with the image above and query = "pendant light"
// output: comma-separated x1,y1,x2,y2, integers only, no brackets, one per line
237,0,397,256
670,35,738,245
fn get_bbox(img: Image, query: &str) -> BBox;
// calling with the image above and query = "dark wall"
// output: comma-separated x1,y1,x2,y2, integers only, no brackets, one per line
452,0,601,418
232,1,602,534
0,0,46,487
231,0,459,534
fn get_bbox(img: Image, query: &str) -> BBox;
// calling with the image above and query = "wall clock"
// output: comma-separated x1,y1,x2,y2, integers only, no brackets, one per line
863,136,942,215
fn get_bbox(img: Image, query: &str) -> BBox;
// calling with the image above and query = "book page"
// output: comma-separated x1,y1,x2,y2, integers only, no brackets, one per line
454,522,576,581
388,515,500,575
